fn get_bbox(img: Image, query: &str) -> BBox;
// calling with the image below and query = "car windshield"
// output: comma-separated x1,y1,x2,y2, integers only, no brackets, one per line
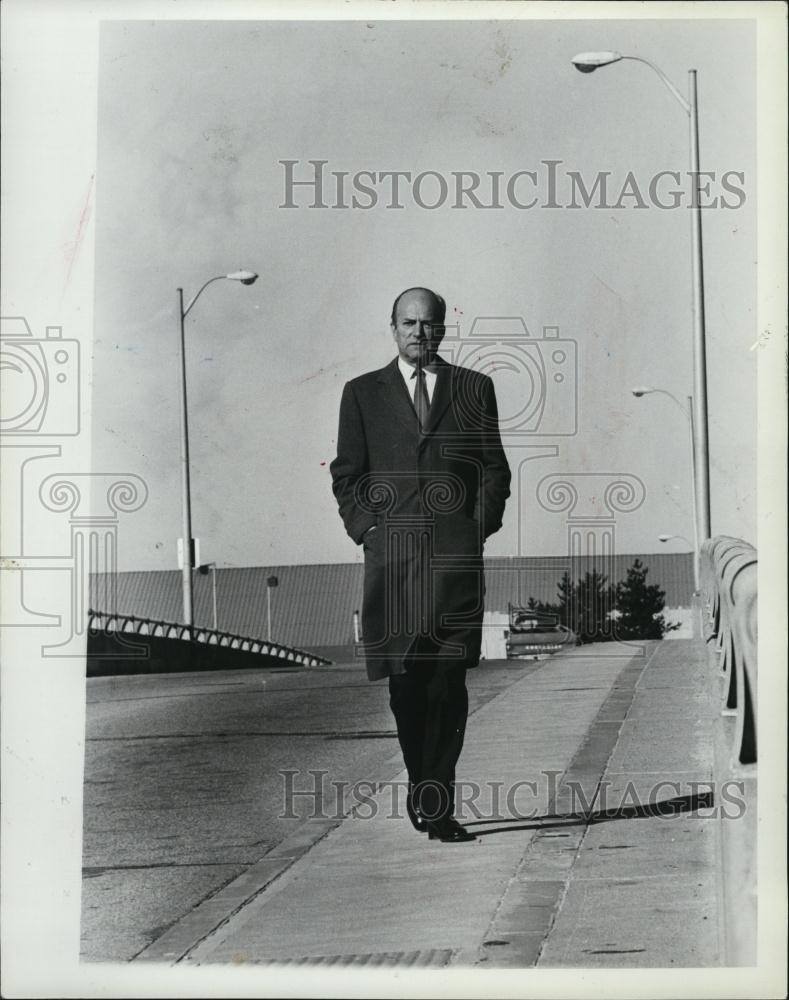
512,615,559,631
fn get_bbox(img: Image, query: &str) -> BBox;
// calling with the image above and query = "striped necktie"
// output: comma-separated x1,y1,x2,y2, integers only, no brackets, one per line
412,366,430,428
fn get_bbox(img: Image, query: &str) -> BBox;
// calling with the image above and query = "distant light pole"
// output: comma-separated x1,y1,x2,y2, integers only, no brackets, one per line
632,386,699,592
572,51,712,548
266,575,278,642
177,270,258,628
198,562,218,631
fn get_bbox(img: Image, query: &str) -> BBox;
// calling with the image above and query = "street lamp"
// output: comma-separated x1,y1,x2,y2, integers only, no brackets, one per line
572,50,712,549
198,562,218,631
632,385,699,592
659,533,694,547
177,270,258,628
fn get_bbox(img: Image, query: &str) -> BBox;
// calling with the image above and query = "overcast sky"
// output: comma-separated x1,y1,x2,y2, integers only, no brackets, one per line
91,16,757,571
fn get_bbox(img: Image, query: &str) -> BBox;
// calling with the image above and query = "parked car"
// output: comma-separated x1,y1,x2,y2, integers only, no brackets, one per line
505,605,577,659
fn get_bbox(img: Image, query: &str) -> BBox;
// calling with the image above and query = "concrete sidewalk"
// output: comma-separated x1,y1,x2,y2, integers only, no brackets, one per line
136,639,721,969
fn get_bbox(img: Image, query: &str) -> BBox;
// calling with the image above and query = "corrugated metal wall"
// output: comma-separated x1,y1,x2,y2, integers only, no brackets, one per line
483,553,695,610
90,564,364,647
91,553,693,649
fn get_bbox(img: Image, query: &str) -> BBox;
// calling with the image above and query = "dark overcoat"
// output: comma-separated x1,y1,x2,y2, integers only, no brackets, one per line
330,355,511,681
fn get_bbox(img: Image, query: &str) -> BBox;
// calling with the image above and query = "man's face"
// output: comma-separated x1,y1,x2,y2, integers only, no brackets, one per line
391,291,445,366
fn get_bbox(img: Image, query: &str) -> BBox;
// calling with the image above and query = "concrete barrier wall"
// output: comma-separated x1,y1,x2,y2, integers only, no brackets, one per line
700,536,757,966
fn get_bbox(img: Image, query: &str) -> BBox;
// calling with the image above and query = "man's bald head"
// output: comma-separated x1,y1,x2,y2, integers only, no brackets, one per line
390,287,446,327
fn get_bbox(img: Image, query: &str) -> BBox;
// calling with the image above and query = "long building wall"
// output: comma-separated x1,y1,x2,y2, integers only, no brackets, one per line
91,553,694,650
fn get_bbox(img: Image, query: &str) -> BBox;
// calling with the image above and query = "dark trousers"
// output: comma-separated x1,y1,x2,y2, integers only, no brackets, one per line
388,661,469,822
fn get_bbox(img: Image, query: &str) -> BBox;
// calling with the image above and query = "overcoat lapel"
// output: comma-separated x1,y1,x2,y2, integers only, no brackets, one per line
376,358,420,437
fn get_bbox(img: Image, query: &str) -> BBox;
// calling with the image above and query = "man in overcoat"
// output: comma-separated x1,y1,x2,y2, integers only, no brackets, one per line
330,287,511,843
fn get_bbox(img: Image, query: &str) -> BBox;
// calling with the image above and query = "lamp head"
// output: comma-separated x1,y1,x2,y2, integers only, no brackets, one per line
658,535,672,543
631,386,654,398
226,270,258,285
571,51,624,73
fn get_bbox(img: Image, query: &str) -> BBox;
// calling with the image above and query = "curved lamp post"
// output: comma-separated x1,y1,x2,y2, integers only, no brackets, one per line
177,270,258,627
659,533,694,547
632,385,699,592
573,51,711,553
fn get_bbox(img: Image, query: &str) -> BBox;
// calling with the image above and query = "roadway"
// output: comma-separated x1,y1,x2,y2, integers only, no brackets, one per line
82,658,534,961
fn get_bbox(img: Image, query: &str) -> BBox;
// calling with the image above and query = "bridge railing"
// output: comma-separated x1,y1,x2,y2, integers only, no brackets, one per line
87,609,331,667
699,535,757,966
700,536,757,768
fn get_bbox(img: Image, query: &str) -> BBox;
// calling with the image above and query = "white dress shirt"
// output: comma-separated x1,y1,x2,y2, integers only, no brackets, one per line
397,356,437,404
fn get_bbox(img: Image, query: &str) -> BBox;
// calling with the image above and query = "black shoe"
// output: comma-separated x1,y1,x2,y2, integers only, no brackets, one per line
425,817,476,843
406,792,427,833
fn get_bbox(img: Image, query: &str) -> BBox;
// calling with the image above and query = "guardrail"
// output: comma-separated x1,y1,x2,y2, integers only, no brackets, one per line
88,609,331,667
700,536,757,767
699,535,757,966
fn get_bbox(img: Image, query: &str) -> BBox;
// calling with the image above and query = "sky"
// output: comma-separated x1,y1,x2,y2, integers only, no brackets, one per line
90,15,757,571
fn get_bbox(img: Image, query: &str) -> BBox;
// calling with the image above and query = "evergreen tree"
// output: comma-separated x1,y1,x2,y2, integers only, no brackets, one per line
573,569,617,643
615,559,679,639
548,569,616,644
523,594,561,628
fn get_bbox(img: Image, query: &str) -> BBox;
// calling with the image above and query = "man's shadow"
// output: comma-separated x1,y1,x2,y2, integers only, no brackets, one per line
464,790,715,836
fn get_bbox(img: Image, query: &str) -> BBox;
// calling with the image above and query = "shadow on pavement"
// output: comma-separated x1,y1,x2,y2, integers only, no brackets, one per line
466,791,715,837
